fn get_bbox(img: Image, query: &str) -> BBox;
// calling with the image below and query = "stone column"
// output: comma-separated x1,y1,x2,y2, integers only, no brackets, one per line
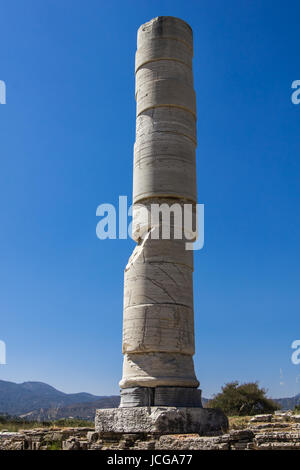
95,16,228,434
119,16,201,408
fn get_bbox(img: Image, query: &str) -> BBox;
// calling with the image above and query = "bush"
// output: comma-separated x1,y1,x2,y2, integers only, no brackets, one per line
48,441,62,450
206,381,279,416
294,404,300,413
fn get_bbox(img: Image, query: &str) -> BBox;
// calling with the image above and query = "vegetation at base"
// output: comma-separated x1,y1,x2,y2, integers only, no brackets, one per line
206,381,280,416
0,415,94,432
294,404,300,413
48,418,94,428
47,440,62,450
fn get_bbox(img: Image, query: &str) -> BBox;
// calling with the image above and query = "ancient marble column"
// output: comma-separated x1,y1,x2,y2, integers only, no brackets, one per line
95,16,228,434
119,16,201,407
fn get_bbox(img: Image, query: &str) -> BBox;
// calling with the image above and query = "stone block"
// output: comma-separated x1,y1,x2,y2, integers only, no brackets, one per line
120,386,202,407
95,406,228,435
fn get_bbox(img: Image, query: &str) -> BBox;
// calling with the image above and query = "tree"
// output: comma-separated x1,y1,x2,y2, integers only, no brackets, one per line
206,381,280,416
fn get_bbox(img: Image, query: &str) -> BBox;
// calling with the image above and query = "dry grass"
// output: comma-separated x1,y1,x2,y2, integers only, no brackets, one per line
229,416,251,430
0,422,46,432
0,418,93,432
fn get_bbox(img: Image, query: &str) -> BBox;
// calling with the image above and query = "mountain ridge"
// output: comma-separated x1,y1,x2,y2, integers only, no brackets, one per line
0,379,105,416
274,393,300,411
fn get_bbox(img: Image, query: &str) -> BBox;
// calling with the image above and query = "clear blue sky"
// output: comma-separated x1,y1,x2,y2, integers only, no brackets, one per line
0,0,299,399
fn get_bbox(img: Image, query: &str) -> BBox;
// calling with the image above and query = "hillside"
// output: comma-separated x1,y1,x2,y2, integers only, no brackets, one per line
0,380,106,415
274,393,300,411
19,396,121,421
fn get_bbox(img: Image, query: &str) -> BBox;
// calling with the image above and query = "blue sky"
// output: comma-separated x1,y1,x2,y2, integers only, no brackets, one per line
0,0,299,399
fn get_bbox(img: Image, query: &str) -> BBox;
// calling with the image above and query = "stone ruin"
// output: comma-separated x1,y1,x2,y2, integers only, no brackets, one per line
1,412,300,450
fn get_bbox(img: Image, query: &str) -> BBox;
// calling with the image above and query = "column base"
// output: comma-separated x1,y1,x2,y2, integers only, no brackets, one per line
120,386,202,407
95,407,228,435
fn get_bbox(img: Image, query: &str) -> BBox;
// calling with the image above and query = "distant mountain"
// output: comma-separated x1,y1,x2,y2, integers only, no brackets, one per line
20,396,121,421
273,393,300,411
27,396,208,421
0,380,110,416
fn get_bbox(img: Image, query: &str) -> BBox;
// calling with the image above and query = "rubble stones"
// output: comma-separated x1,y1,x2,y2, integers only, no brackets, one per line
1,413,300,450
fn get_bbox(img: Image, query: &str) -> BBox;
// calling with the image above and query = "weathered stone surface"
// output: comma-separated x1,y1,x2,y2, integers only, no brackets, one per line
255,431,300,443
136,108,196,146
133,150,196,203
0,427,94,451
137,17,193,52
132,201,197,244
123,305,195,354
62,438,81,450
120,352,199,388
118,16,200,402
136,60,193,93
120,386,202,408
250,422,290,430
154,387,202,408
133,17,197,205
86,431,99,442
136,40,193,71
250,414,273,423
120,387,154,407
229,429,255,441
124,262,194,309
157,434,230,450
95,407,228,435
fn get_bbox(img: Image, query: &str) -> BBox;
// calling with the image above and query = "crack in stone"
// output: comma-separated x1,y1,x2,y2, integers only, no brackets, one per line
156,264,181,287
141,306,148,349
144,276,177,302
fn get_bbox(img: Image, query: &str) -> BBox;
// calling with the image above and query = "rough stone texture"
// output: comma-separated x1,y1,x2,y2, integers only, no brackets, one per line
0,427,93,451
131,200,197,244
120,352,199,389
120,387,202,408
124,260,194,310
95,407,228,435
154,387,202,408
250,413,273,423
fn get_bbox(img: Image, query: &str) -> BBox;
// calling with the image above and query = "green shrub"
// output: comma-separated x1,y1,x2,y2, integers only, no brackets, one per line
49,418,93,428
206,381,280,416
48,441,62,450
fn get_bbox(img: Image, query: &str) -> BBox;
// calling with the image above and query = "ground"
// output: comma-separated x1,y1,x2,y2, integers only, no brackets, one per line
1,412,300,450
